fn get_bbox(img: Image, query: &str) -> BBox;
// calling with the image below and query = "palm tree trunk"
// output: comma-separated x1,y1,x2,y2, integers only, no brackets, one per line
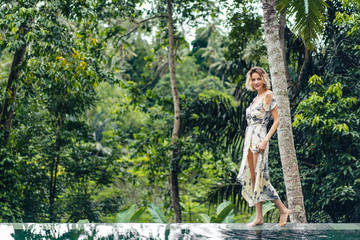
262,0,307,223
0,45,27,147
279,11,292,90
166,0,182,223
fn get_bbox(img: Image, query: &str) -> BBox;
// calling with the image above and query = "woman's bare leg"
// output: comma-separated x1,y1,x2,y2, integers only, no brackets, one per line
247,202,264,226
272,198,291,227
246,150,263,226
247,150,255,189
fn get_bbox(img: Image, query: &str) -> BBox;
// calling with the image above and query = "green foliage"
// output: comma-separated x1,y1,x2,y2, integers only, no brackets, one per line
334,0,360,39
153,56,211,99
115,204,147,223
293,75,360,222
199,201,235,223
184,92,251,161
148,203,167,223
308,74,323,87
0,0,132,222
225,1,265,82
278,0,329,49
214,201,235,223
77,219,90,223
0,150,23,222
206,166,245,210
293,79,357,135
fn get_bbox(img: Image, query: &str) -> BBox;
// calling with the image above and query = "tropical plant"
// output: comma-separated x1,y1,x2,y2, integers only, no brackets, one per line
334,0,360,38
148,203,168,224
184,93,251,162
114,204,147,223
225,2,265,83
206,167,248,213
199,201,235,223
277,0,328,50
240,39,267,67
201,32,225,75
114,203,168,223
77,219,90,223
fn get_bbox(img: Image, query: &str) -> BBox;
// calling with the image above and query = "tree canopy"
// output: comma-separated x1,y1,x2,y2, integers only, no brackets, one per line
0,0,359,224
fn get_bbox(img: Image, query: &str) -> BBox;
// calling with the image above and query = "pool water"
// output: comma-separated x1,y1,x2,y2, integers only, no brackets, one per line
1,223,359,239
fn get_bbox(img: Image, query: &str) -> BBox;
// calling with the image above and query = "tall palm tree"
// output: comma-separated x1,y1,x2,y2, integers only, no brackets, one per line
198,22,223,41
261,0,327,223
201,32,224,75
240,39,267,67
209,47,232,84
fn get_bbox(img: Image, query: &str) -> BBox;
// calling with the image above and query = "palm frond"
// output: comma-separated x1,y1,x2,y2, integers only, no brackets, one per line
207,167,251,213
183,91,253,212
278,0,329,49
183,90,252,161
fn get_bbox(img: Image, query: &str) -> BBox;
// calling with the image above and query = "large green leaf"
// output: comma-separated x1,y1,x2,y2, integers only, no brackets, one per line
223,210,235,223
77,219,90,223
115,205,136,223
199,214,211,223
246,201,276,223
216,201,230,215
148,203,167,223
216,201,234,223
213,204,235,223
129,206,147,223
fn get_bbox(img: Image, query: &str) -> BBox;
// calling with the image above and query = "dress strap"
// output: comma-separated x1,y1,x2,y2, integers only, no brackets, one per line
250,91,272,111
262,91,273,103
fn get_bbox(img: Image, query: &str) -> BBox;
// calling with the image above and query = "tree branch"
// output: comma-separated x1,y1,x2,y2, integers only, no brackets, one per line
141,62,169,91
119,15,167,39
299,160,317,167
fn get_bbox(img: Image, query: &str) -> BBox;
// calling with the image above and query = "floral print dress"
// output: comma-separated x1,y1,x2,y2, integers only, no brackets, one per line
237,92,280,207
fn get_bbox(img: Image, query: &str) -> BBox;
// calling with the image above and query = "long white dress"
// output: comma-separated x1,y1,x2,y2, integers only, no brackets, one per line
237,92,280,207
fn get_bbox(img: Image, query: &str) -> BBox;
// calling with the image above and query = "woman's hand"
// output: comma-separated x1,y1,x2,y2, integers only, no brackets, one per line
257,140,268,152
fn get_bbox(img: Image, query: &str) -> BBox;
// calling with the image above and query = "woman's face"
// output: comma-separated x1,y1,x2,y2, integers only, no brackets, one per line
251,72,264,91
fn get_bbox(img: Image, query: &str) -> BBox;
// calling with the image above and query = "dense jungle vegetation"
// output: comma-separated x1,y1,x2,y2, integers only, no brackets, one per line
0,0,359,224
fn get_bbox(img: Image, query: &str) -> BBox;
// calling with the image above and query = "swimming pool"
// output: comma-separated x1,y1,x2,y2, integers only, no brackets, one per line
1,223,359,239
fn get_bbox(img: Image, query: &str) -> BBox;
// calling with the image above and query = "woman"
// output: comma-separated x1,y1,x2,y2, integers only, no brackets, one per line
237,67,291,227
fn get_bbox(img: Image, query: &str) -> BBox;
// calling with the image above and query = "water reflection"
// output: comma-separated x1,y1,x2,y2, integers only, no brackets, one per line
0,223,359,240
7,223,167,239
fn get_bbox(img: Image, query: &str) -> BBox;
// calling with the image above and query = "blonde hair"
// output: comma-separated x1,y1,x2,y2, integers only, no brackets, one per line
245,67,271,91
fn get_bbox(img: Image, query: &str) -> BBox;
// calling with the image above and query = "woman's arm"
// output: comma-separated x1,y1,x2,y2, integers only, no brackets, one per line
257,93,280,152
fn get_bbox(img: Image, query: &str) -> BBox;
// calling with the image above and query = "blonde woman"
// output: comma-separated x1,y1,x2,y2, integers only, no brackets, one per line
237,67,291,227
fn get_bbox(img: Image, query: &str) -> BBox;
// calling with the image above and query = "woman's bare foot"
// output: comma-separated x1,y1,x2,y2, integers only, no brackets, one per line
246,218,264,227
277,209,291,227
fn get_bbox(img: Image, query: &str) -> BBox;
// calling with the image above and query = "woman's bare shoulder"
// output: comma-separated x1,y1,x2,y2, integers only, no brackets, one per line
264,91,274,103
